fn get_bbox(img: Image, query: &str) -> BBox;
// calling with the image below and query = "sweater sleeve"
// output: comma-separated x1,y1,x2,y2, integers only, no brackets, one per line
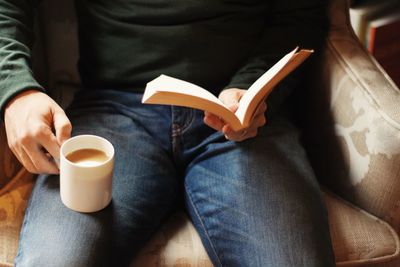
224,0,329,111
0,0,44,118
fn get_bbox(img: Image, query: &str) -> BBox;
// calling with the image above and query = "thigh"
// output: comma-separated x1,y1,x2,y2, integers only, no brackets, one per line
15,93,179,267
184,116,335,267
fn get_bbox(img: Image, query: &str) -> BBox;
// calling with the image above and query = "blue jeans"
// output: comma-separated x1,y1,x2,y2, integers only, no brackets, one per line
15,90,335,267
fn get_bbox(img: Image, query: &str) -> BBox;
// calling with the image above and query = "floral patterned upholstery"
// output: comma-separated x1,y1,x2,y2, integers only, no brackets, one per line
304,0,400,243
0,169,34,267
1,0,400,266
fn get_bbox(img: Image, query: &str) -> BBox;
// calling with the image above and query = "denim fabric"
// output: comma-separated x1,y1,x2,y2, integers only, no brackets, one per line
15,90,335,267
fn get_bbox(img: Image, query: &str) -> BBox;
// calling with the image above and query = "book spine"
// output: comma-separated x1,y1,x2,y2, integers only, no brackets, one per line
367,25,377,53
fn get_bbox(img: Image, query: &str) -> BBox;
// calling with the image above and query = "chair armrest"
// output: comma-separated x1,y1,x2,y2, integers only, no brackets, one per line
0,123,22,191
304,0,400,232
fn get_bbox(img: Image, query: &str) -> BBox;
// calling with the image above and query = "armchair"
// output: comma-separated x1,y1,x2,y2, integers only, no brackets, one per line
0,0,399,266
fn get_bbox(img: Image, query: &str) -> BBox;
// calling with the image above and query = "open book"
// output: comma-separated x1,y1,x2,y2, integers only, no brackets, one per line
142,47,313,131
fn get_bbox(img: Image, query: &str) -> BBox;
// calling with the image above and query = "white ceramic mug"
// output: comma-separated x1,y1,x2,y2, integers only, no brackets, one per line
60,134,114,213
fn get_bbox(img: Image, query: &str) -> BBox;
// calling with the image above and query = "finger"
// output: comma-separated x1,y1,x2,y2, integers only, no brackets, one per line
12,145,37,173
225,102,239,113
22,142,59,174
245,129,258,139
36,126,61,161
222,125,248,142
53,108,72,146
254,101,267,116
219,90,245,112
204,112,225,131
223,124,260,142
8,133,38,173
221,98,239,113
252,113,267,128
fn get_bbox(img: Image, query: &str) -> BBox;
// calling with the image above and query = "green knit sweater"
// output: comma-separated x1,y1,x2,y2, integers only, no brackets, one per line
0,0,328,117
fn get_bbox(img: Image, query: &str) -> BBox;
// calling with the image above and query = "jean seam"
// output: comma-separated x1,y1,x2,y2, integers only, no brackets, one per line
184,185,223,267
171,107,196,136
180,108,195,135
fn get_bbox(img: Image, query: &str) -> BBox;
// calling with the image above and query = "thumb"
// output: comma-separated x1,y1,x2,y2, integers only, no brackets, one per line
53,108,72,146
219,89,245,113
224,99,239,113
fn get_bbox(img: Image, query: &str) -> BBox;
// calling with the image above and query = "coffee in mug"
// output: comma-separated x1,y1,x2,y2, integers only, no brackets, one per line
66,148,109,166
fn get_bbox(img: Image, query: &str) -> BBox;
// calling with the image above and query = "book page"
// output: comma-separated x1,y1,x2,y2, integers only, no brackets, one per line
143,75,226,108
235,48,313,128
143,75,246,130
235,48,299,124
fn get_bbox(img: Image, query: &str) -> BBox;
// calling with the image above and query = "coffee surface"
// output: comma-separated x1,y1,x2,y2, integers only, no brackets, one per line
66,148,109,167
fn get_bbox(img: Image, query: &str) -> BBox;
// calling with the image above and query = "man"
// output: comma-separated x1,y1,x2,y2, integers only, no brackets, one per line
1,0,335,266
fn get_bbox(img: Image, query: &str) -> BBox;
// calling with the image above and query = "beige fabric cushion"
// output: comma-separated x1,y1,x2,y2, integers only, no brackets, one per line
325,191,399,266
131,212,212,267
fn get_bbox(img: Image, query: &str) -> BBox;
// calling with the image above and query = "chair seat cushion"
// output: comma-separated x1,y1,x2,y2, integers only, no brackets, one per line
130,212,212,267
324,191,399,266
0,172,399,267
